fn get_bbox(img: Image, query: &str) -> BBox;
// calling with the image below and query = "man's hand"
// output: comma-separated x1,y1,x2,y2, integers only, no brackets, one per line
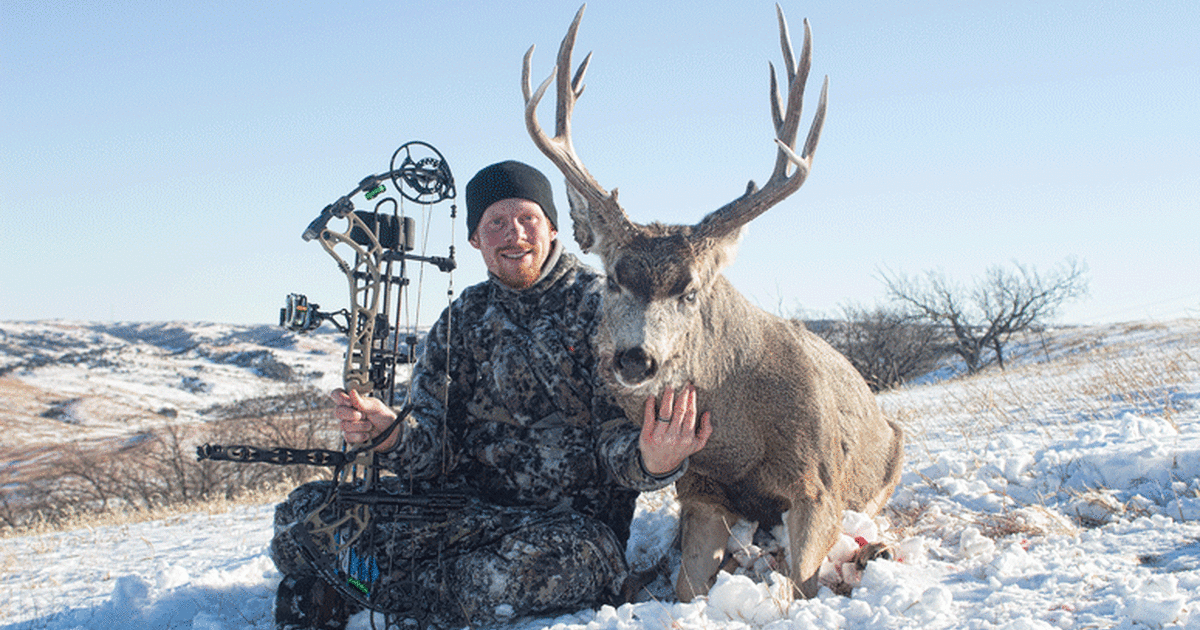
332,388,400,452
639,383,713,476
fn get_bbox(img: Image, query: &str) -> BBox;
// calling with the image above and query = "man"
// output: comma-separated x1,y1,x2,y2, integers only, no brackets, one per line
270,160,712,629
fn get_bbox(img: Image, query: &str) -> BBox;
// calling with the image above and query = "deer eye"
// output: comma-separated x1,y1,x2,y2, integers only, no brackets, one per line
682,290,698,304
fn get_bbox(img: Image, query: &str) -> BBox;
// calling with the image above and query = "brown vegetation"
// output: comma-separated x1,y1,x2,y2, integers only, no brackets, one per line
0,388,337,535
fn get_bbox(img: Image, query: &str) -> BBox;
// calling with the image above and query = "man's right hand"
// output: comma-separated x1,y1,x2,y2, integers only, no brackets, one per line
331,388,400,451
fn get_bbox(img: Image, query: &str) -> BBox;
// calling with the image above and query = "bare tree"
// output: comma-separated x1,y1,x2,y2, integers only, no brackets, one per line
810,304,949,391
882,258,1088,373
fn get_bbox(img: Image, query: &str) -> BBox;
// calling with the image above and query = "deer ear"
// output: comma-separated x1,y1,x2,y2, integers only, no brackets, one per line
565,181,597,253
693,197,748,273
707,223,746,273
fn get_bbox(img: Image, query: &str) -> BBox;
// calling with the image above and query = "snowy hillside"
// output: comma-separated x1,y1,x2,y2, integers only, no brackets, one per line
0,320,348,444
0,320,353,513
2,319,1200,629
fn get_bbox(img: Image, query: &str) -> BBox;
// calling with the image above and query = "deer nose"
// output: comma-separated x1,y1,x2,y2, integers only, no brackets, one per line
615,347,657,384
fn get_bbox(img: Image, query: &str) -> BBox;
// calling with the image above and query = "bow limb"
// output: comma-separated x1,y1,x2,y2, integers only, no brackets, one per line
316,211,387,397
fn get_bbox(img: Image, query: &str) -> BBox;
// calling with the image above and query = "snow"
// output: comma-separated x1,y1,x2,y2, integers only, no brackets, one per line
3,319,1200,629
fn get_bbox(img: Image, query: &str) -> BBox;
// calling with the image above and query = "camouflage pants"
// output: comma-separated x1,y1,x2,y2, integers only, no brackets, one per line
270,480,628,626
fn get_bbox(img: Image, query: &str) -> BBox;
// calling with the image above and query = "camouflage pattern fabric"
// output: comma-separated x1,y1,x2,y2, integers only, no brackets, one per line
271,479,627,626
271,247,683,626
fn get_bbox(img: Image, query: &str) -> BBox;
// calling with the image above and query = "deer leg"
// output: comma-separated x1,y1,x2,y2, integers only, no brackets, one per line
786,495,842,599
676,500,737,602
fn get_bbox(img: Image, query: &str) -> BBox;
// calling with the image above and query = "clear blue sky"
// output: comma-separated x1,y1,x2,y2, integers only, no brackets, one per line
3,1,1197,326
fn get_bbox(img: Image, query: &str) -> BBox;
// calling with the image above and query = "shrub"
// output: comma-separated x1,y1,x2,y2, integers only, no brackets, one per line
809,304,949,391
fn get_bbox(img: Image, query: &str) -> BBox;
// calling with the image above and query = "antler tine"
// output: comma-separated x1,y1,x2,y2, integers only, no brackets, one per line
769,7,800,139
773,15,814,172
695,8,827,243
523,4,635,245
776,4,797,87
554,7,589,139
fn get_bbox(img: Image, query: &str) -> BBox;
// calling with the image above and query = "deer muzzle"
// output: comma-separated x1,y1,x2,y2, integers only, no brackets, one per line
614,346,657,386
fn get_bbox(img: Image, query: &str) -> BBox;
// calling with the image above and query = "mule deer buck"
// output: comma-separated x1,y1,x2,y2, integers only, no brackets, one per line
522,5,904,600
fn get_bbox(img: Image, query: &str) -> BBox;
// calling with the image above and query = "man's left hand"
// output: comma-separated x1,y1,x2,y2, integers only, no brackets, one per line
639,383,713,476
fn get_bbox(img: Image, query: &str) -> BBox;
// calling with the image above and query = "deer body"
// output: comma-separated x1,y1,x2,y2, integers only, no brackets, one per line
523,5,904,599
594,234,903,599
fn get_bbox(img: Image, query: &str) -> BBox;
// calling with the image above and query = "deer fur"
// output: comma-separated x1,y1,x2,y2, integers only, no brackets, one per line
524,5,904,600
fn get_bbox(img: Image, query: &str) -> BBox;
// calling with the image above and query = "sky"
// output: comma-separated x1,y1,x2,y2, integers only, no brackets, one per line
2,0,1197,327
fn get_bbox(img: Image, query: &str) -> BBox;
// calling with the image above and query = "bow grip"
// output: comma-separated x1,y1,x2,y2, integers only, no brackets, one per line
344,377,374,395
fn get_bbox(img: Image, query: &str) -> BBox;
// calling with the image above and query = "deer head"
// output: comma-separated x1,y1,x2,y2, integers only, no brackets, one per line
523,4,828,392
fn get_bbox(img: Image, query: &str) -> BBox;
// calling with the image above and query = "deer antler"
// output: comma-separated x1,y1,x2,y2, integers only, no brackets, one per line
693,5,828,243
523,4,638,249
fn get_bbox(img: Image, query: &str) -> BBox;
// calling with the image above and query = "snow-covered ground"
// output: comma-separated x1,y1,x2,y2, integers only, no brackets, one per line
2,319,1200,629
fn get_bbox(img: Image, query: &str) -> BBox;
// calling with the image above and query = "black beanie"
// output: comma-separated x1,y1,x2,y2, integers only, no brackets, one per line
465,161,558,237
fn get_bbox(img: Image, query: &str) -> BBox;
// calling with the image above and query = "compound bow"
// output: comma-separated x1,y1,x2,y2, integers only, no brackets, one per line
198,140,462,628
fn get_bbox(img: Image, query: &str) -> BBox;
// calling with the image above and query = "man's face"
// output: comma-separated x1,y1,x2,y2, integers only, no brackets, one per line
469,198,558,290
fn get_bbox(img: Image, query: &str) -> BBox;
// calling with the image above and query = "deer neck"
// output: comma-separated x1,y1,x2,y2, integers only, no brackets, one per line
683,275,767,390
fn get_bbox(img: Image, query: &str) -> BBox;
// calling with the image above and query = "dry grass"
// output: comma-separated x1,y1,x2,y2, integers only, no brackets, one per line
880,321,1200,542
0,479,298,539
883,491,1080,549
885,322,1200,463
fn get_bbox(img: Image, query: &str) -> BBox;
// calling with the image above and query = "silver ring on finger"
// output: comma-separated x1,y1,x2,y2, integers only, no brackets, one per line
656,416,672,423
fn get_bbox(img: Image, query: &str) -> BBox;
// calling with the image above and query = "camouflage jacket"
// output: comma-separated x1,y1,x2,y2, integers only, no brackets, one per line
380,244,681,543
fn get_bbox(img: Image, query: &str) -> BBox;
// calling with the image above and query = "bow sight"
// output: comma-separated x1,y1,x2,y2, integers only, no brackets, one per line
283,140,457,405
